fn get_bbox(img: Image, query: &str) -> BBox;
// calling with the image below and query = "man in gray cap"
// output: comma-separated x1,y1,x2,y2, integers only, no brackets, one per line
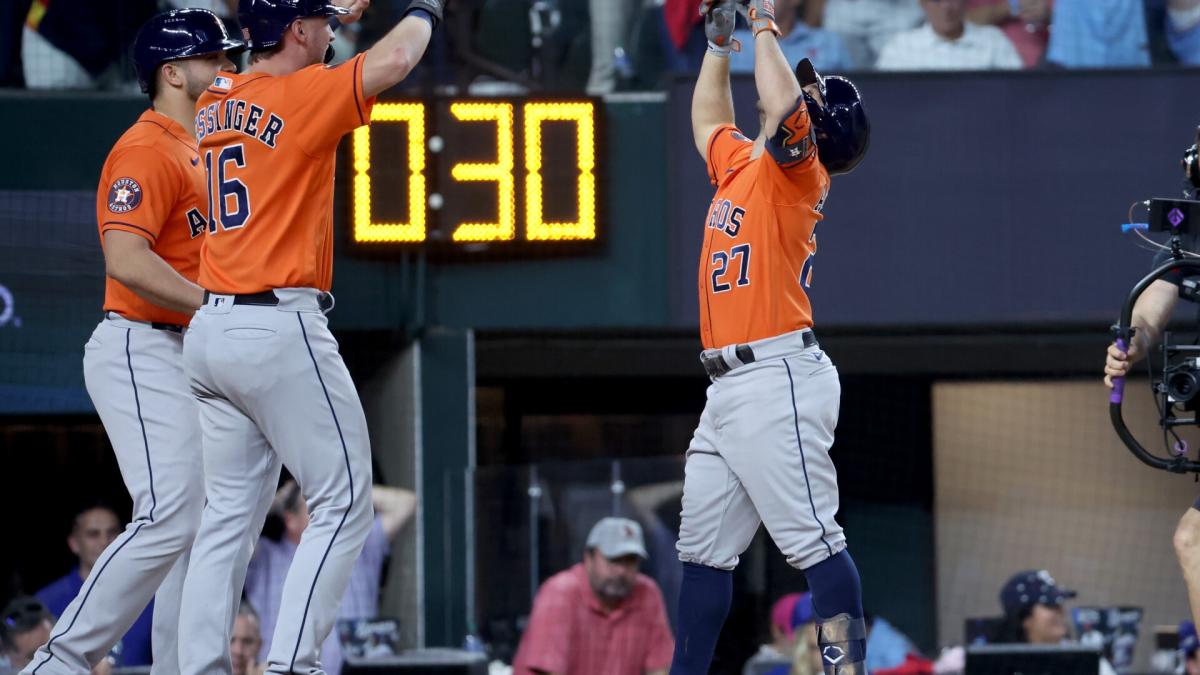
512,517,674,675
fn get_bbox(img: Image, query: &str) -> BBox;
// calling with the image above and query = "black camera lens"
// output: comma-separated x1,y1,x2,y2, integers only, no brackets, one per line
1168,370,1199,402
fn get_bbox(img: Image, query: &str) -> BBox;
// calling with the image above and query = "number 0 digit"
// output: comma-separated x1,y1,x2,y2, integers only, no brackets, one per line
523,102,596,241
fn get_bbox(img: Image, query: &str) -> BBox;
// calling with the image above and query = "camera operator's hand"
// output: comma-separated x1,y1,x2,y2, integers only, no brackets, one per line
1104,340,1141,388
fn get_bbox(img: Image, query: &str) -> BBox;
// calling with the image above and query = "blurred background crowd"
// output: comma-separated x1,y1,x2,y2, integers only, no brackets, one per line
5,0,1200,95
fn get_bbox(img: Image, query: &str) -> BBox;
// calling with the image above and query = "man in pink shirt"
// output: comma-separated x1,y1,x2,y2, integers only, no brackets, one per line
512,518,674,675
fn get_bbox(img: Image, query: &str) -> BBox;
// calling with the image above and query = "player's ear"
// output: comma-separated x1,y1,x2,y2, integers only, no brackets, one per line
160,62,185,91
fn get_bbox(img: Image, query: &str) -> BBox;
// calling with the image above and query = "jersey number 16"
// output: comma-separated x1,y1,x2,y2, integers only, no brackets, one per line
204,144,251,234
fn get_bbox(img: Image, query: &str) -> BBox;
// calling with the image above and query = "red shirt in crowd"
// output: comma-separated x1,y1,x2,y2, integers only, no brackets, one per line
512,563,675,675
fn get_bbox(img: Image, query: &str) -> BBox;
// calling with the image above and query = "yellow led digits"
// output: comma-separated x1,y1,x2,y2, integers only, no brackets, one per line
449,102,515,242
352,103,426,243
523,102,596,242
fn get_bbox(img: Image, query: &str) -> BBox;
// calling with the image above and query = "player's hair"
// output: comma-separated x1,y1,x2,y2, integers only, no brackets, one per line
0,596,53,651
249,43,284,64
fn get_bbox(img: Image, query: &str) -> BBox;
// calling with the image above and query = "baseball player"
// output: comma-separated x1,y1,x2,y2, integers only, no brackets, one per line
671,1,870,674
174,1,441,674
21,10,243,675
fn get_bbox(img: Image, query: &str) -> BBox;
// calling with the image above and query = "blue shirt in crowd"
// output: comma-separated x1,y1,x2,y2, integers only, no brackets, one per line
729,24,854,74
1045,0,1150,67
36,568,154,667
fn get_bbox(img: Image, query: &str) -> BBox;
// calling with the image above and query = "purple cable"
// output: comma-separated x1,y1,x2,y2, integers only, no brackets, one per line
1110,338,1126,404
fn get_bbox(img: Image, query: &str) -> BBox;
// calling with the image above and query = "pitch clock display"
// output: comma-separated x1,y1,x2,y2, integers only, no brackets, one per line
348,98,603,254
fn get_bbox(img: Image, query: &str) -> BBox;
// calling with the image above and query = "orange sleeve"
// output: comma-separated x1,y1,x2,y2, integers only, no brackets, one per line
99,145,182,244
705,124,753,185
286,52,376,155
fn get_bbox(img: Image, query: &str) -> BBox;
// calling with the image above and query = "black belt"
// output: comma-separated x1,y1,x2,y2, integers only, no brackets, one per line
701,331,818,379
105,312,183,333
203,290,279,306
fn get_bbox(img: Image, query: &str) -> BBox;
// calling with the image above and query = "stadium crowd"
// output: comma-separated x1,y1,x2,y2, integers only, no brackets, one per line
4,0,1200,93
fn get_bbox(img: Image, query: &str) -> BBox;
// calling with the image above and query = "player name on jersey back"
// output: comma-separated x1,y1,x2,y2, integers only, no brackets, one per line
194,98,284,148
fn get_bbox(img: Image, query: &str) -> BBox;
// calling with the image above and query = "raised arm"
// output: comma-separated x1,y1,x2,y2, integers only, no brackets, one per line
359,0,441,98
744,0,802,138
692,1,738,157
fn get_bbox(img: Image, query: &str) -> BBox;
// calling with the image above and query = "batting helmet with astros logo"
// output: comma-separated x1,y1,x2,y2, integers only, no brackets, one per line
795,58,871,176
132,8,245,94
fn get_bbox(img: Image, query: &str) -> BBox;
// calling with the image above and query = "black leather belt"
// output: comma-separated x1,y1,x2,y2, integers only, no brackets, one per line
203,290,279,306
105,312,183,333
701,331,818,379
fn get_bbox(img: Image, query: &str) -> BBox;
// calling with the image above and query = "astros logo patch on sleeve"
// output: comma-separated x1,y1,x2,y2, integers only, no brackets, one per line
108,177,143,213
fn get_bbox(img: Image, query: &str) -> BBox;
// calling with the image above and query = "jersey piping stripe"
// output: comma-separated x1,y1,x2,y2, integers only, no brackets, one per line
290,312,355,673
127,329,158,522
30,522,149,675
133,119,199,154
102,221,159,243
783,358,833,558
352,55,366,126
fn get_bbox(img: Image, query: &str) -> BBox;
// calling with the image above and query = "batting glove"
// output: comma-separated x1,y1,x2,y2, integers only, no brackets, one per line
700,0,740,57
738,0,781,37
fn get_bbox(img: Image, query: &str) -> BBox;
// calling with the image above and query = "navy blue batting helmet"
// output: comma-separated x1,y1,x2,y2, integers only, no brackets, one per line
238,0,350,51
796,59,871,176
133,8,244,94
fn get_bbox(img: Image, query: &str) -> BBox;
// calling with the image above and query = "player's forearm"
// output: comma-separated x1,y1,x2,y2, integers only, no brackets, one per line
107,248,205,315
361,15,433,98
753,32,801,132
692,53,734,152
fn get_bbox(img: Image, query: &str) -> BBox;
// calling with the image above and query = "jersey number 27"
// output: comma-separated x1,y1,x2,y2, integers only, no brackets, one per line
204,144,251,234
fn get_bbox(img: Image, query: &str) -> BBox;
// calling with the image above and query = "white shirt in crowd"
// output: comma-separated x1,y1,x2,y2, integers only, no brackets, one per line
875,22,1023,70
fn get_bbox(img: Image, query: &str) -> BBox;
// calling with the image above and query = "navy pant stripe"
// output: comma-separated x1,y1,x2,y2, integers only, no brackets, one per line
289,312,355,673
126,328,157,522
31,522,147,675
784,359,833,558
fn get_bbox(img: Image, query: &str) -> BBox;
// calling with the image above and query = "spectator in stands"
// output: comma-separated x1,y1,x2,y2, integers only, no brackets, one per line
1044,0,1150,67
989,570,1074,645
512,517,674,675
876,0,1022,69
230,601,264,675
1181,620,1200,675
965,0,1051,67
21,0,157,89
1165,0,1200,64
587,0,640,94
0,597,53,675
822,0,925,69
729,0,854,73
36,505,153,667
743,593,808,675
244,481,416,675
988,570,1117,675
763,595,821,675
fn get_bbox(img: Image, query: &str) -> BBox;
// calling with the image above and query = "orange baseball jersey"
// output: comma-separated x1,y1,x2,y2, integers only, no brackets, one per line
96,109,208,326
193,52,375,294
698,97,830,349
